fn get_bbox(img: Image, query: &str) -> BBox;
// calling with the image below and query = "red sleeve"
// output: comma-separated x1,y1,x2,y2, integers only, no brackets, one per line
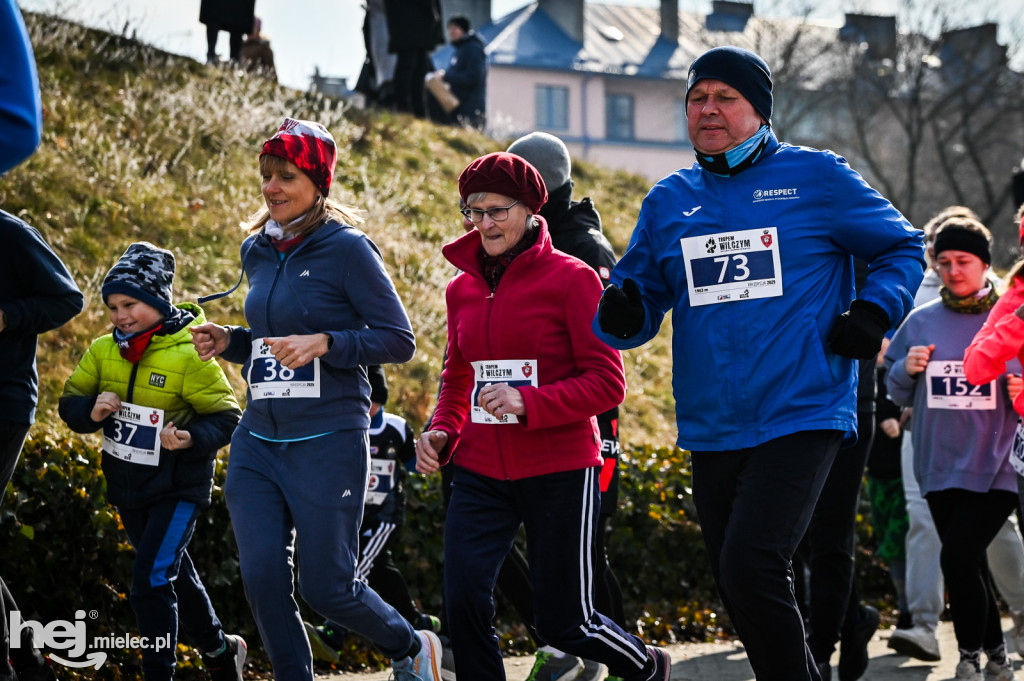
964,280,1024,386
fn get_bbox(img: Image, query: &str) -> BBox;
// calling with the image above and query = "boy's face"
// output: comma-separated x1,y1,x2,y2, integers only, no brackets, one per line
106,293,164,335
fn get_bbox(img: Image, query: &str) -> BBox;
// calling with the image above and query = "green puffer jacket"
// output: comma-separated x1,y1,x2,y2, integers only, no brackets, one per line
59,303,242,508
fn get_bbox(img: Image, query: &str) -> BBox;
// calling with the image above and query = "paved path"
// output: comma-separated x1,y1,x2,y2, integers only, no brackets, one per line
317,617,1020,680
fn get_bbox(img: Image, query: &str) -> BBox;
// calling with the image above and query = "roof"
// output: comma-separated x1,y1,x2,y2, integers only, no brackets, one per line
433,2,841,83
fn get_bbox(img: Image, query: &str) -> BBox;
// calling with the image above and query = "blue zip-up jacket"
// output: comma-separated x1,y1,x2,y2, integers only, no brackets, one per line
593,132,925,451
221,220,416,439
0,0,42,174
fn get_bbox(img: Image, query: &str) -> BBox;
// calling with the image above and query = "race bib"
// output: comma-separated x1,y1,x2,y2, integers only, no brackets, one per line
102,401,163,466
247,338,321,400
470,359,538,424
365,457,396,506
681,227,782,306
1012,418,1024,477
925,361,996,410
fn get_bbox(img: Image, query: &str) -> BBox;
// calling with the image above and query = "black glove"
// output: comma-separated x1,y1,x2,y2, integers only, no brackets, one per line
827,299,890,359
597,278,645,339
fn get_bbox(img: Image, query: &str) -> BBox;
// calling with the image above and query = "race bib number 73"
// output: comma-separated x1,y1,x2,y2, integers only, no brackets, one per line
681,227,782,306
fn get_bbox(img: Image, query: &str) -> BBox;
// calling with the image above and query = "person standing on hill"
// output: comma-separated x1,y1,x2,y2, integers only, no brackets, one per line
384,0,444,118
199,0,255,65
1,2,84,678
430,15,487,128
593,46,925,681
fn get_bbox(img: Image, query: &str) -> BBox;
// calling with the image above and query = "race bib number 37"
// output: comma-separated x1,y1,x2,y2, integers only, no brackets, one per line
682,227,782,306
248,338,321,400
102,401,163,466
925,361,996,410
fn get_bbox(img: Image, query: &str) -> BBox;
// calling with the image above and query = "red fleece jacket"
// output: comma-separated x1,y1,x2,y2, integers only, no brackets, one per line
964,275,1024,415
431,218,626,480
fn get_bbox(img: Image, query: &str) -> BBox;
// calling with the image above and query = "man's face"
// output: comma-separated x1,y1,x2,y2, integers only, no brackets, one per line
447,24,465,43
686,79,765,155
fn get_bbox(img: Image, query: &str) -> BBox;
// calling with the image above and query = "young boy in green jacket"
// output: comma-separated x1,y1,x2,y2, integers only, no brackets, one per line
59,242,245,681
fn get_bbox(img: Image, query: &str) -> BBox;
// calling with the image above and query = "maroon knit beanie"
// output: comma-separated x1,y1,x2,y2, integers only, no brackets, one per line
458,152,548,213
260,118,337,197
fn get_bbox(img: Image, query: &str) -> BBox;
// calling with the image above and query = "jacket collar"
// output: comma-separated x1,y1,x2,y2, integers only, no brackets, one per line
442,215,554,281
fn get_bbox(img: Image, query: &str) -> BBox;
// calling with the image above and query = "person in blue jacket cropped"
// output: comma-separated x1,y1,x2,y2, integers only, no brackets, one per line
190,118,440,681
593,46,925,681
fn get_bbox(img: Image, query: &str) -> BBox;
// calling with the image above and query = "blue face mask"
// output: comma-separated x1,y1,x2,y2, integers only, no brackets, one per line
695,124,771,177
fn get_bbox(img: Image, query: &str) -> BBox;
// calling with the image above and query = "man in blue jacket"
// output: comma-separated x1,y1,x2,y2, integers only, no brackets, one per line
434,15,486,128
593,46,925,681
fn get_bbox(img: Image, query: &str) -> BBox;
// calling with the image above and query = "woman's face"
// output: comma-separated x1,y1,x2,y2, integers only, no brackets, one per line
469,193,529,256
262,158,319,224
936,249,988,297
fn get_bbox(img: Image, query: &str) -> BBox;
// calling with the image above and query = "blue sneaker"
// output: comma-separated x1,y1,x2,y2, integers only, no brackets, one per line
391,630,442,681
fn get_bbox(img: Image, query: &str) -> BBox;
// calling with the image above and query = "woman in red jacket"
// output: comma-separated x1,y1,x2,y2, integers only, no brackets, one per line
415,152,669,681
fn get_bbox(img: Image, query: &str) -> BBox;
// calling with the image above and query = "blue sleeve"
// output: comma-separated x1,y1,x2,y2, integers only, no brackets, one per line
326,234,416,367
826,154,926,328
592,206,675,349
444,42,486,89
0,0,42,175
1,214,83,334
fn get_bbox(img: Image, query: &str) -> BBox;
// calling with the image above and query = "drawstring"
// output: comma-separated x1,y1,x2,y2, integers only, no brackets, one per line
197,236,261,304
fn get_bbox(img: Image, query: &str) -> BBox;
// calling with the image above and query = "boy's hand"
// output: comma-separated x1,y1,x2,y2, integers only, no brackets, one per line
91,391,121,422
190,323,229,361
160,422,192,450
265,334,330,370
415,430,449,475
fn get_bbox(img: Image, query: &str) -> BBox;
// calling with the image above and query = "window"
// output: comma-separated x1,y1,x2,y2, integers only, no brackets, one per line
675,98,689,143
536,85,569,130
606,94,634,141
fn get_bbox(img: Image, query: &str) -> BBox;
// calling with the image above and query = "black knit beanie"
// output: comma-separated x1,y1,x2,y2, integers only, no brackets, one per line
686,46,773,123
102,242,176,317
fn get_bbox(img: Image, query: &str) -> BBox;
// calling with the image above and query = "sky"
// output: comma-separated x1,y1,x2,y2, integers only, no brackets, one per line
16,0,1023,92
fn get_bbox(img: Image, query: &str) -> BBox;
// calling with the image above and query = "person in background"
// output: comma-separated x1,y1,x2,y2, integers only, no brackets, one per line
199,0,255,65
1,2,83,678
889,205,1024,663
384,0,444,118
506,131,624,681
886,218,1021,681
593,46,925,681
59,242,246,681
304,366,442,664
239,16,276,81
429,15,487,128
190,118,438,681
416,152,670,681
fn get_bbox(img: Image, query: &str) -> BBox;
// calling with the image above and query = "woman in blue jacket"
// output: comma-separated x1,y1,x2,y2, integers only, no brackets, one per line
191,118,440,681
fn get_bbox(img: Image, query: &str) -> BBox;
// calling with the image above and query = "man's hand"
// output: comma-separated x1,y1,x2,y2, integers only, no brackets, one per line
827,299,890,359
597,278,645,339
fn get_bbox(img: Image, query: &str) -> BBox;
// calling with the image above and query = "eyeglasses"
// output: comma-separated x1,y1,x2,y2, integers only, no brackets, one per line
460,201,520,223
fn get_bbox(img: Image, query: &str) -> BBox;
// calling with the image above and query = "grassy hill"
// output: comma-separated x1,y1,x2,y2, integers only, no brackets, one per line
2,10,678,449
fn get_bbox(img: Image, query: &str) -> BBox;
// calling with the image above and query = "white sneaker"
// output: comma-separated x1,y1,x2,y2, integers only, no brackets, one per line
986,658,1022,681
888,624,941,661
1012,612,1024,656
956,660,983,681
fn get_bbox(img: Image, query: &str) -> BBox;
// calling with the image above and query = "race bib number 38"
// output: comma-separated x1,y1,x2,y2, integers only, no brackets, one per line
248,338,321,400
681,227,782,306
470,359,538,424
102,401,163,466
925,361,996,410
